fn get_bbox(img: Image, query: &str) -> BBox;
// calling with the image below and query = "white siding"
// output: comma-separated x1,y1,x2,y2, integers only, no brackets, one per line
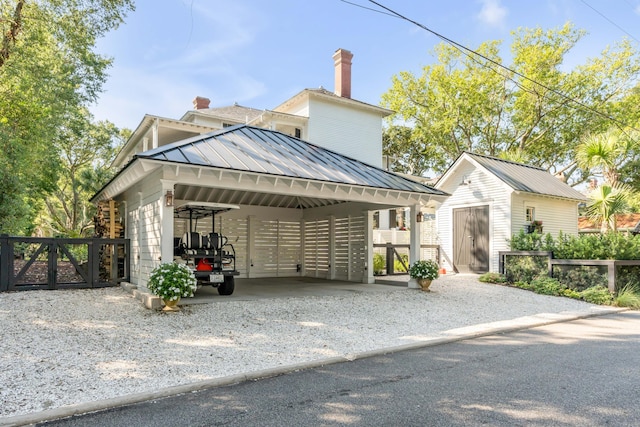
437,164,511,273
334,216,366,281
126,207,140,285
307,98,383,167
304,219,330,278
511,193,580,237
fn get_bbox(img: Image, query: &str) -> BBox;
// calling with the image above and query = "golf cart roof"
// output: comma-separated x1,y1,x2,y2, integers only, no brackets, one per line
174,202,240,219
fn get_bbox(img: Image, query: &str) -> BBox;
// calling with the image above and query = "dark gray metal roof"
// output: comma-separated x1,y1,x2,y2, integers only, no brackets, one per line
137,125,447,195
465,152,587,200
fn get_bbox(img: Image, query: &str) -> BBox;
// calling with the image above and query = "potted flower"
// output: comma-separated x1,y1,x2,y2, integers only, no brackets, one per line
408,259,440,292
147,262,198,311
527,220,543,234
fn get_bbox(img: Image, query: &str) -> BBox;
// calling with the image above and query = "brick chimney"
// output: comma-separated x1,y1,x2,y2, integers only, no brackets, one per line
332,48,353,99
192,96,210,110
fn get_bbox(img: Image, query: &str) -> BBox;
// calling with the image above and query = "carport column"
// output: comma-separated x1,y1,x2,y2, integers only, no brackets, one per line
364,210,375,284
247,215,256,278
408,204,422,289
328,215,336,280
159,180,176,265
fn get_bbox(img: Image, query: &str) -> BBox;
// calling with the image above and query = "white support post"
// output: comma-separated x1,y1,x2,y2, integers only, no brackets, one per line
329,215,336,280
159,180,176,267
408,204,422,289
247,215,256,278
364,210,375,284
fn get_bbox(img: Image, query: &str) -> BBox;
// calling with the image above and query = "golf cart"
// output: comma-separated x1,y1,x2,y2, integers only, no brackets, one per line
174,202,240,295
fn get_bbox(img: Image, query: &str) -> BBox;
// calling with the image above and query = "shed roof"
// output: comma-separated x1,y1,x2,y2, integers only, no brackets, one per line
453,152,587,201
137,125,447,196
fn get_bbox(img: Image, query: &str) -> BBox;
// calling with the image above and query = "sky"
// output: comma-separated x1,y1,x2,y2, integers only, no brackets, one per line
92,0,640,131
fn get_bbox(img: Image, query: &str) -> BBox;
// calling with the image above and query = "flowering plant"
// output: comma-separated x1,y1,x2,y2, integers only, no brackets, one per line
408,259,440,280
147,262,198,301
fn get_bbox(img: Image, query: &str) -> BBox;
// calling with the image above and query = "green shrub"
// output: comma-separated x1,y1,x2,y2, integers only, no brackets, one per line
531,276,566,296
394,254,409,273
513,281,534,291
562,288,582,299
552,265,608,292
508,230,555,251
613,284,640,309
373,253,385,275
580,285,613,305
478,272,507,283
554,233,640,260
505,255,547,283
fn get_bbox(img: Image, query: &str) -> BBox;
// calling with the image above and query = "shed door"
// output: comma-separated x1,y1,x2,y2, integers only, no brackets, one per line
453,206,489,273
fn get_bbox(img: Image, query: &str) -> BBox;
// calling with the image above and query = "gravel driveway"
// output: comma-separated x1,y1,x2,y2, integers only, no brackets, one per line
0,275,608,420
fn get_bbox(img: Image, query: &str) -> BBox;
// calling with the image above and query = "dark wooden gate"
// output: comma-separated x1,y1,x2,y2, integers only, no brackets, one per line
0,235,130,292
453,206,489,273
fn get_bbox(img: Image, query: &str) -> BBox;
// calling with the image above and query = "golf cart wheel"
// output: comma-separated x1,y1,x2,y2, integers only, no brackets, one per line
218,276,235,295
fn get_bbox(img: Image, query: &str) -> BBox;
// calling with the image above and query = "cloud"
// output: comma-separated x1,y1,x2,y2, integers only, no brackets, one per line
477,0,508,27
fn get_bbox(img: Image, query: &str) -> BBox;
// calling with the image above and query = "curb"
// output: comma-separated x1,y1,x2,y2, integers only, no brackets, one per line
0,306,629,427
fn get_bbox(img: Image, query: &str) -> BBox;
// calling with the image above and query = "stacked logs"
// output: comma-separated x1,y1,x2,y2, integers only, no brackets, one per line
93,200,123,238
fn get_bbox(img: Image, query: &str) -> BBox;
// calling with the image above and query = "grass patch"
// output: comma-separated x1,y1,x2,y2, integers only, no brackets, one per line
613,284,640,309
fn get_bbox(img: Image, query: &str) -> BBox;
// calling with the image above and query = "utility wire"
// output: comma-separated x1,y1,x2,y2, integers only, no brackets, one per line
579,0,640,43
342,0,637,133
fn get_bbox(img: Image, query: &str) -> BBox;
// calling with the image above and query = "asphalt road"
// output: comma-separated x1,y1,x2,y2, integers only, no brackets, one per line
39,311,640,427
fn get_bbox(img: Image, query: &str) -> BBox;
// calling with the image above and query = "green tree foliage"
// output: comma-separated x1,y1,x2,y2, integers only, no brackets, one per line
576,128,640,186
584,183,632,232
36,110,127,237
381,23,640,183
0,0,134,234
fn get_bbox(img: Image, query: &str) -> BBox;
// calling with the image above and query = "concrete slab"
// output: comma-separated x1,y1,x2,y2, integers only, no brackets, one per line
185,276,408,304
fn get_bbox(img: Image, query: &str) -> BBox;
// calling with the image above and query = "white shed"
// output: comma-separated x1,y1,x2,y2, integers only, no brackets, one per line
91,125,448,290
435,152,587,273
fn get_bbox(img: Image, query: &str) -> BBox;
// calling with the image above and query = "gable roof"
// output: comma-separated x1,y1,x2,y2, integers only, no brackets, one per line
181,103,264,123
137,125,447,196
438,152,587,201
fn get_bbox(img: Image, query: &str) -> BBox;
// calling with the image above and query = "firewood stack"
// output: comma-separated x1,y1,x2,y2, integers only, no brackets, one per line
93,200,124,238
93,200,125,281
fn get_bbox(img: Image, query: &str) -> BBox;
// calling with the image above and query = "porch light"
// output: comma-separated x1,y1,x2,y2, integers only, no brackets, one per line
459,175,471,186
165,190,174,207
416,212,424,222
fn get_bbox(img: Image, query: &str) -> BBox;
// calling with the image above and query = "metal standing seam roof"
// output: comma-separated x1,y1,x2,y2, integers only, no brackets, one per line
465,152,587,201
136,125,447,196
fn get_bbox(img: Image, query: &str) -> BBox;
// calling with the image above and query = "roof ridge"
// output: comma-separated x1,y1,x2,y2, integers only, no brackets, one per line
464,151,546,172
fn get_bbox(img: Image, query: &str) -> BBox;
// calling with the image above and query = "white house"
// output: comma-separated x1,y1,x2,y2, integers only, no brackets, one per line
434,152,587,273
93,49,448,290
112,49,390,170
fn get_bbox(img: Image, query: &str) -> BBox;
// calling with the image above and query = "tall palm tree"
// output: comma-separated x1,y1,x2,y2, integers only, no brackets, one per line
576,128,638,187
585,183,631,233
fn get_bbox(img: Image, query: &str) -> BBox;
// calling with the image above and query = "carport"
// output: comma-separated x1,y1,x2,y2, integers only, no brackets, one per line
91,125,448,290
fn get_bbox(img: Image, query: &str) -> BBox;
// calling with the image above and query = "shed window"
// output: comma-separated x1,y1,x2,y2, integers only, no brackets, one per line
526,206,535,222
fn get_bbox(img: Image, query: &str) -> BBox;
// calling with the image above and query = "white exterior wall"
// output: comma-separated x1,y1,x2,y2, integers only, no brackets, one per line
437,164,511,273
511,193,580,237
307,98,383,167
120,171,166,288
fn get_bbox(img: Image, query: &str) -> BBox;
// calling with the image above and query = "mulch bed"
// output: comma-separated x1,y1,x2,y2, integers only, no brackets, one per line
12,260,87,284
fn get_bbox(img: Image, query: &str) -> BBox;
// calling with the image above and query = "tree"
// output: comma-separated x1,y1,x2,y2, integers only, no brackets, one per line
576,128,639,187
585,183,631,232
381,23,640,183
36,110,127,237
0,0,134,235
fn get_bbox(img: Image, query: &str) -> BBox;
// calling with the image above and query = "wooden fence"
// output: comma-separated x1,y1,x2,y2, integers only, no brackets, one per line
0,235,130,292
498,250,640,292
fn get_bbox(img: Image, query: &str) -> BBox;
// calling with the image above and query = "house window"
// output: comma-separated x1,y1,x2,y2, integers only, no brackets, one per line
295,128,301,138
222,122,234,128
526,206,535,222
373,212,379,229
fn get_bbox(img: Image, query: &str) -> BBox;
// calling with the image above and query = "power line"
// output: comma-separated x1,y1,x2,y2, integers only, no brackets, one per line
342,0,637,133
579,0,640,43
